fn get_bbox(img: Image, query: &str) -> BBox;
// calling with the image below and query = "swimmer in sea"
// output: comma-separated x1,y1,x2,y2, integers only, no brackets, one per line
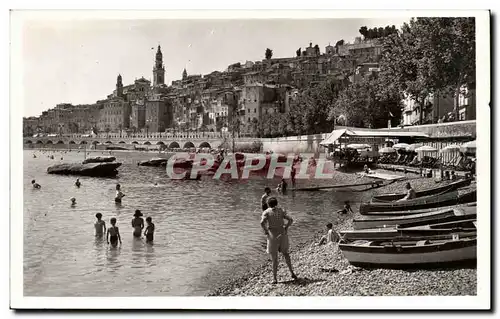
70,197,76,207
75,178,81,188
115,184,125,203
94,213,106,237
107,217,122,247
144,217,155,243
131,210,144,238
31,180,41,189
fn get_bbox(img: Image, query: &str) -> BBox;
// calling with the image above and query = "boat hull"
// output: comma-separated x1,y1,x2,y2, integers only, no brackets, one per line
371,179,472,202
340,238,476,268
353,207,476,230
361,202,477,217
360,190,476,214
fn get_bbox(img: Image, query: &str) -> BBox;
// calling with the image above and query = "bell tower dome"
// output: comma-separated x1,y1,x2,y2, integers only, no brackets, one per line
153,45,165,86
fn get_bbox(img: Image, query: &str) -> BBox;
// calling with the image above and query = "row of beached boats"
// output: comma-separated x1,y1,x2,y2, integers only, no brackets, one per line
338,178,477,269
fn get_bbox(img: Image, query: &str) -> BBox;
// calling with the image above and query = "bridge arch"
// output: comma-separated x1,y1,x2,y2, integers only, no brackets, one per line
105,141,113,144
118,141,126,144
69,141,76,144
144,141,151,145
25,140,33,144
46,140,53,144
36,140,43,144
56,140,64,144
199,141,211,149
92,141,100,145
80,141,87,144
183,141,195,149
168,141,180,149
131,141,139,144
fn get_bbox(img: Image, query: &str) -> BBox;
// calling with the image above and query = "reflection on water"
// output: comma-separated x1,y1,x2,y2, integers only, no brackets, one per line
23,149,364,296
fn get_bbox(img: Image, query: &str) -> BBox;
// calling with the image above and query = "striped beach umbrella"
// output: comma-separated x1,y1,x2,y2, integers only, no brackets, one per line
406,143,424,152
379,147,396,154
439,144,461,153
393,143,410,150
415,145,438,153
460,140,476,153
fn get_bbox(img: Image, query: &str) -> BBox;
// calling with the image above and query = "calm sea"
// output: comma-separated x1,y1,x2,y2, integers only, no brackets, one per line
23,149,364,296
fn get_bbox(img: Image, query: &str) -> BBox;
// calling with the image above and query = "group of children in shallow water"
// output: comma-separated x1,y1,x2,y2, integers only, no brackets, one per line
32,176,155,246
94,210,155,246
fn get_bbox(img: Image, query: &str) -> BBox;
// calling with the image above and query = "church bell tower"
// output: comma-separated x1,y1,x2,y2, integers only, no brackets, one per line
153,45,165,86
116,74,123,97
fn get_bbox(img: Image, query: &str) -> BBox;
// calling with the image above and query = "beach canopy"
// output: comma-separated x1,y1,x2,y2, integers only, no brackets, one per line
379,147,396,154
320,128,429,146
406,143,424,152
415,145,438,152
393,143,410,150
440,144,461,153
346,143,371,149
460,140,476,153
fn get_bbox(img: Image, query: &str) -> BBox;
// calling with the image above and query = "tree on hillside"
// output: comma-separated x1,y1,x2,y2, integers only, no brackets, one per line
330,74,403,128
265,48,273,60
427,17,476,120
359,25,398,39
380,17,475,124
335,39,345,47
296,48,301,57
379,19,438,124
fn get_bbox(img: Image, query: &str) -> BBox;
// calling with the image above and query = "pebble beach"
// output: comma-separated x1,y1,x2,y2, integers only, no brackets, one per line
208,170,477,296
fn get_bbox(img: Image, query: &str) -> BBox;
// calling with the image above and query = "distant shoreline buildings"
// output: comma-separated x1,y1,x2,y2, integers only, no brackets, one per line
23,36,475,137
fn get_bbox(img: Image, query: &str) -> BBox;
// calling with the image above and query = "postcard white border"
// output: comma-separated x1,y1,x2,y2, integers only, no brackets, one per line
8,7,491,310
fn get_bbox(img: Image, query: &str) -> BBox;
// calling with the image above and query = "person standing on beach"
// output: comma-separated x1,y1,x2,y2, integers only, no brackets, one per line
94,213,106,237
75,178,81,188
290,165,297,189
115,184,125,203
261,187,272,211
260,197,298,284
131,210,144,238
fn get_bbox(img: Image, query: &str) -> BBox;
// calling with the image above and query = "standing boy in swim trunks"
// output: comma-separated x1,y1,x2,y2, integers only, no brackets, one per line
94,213,106,237
115,184,125,203
107,218,122,247
144,217,155,243
261,187,271,211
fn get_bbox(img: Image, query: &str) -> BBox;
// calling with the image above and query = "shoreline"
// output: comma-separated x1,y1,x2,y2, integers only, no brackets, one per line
207,176,477,296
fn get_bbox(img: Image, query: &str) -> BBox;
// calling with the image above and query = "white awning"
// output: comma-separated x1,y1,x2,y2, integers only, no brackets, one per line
320,128,429,146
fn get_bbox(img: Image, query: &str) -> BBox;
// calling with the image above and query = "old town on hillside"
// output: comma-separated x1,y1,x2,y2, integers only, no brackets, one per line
23,21,476,140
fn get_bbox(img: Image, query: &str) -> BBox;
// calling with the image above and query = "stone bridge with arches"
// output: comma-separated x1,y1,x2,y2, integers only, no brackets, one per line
23,133,260,150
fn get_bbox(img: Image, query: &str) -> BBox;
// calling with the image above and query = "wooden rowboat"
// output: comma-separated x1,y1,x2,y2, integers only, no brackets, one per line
339,237,476,268
371,178,472,202
359,190,476,215
341,221,476,241
360,202,476,217
353,207,476,230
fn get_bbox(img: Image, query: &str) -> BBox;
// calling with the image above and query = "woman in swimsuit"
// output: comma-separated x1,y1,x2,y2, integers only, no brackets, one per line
131,210,144,238
107,217,122,247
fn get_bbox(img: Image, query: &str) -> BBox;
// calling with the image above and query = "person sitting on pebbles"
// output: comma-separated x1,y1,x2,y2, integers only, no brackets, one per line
318,223,341,245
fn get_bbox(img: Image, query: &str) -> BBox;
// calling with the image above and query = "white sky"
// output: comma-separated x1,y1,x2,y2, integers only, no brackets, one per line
21,17,410,117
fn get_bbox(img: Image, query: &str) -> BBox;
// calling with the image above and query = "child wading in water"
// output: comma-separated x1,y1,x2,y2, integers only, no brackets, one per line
115,184,125,203
94,213,106,237
107,218,122,247
144,217,155,243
